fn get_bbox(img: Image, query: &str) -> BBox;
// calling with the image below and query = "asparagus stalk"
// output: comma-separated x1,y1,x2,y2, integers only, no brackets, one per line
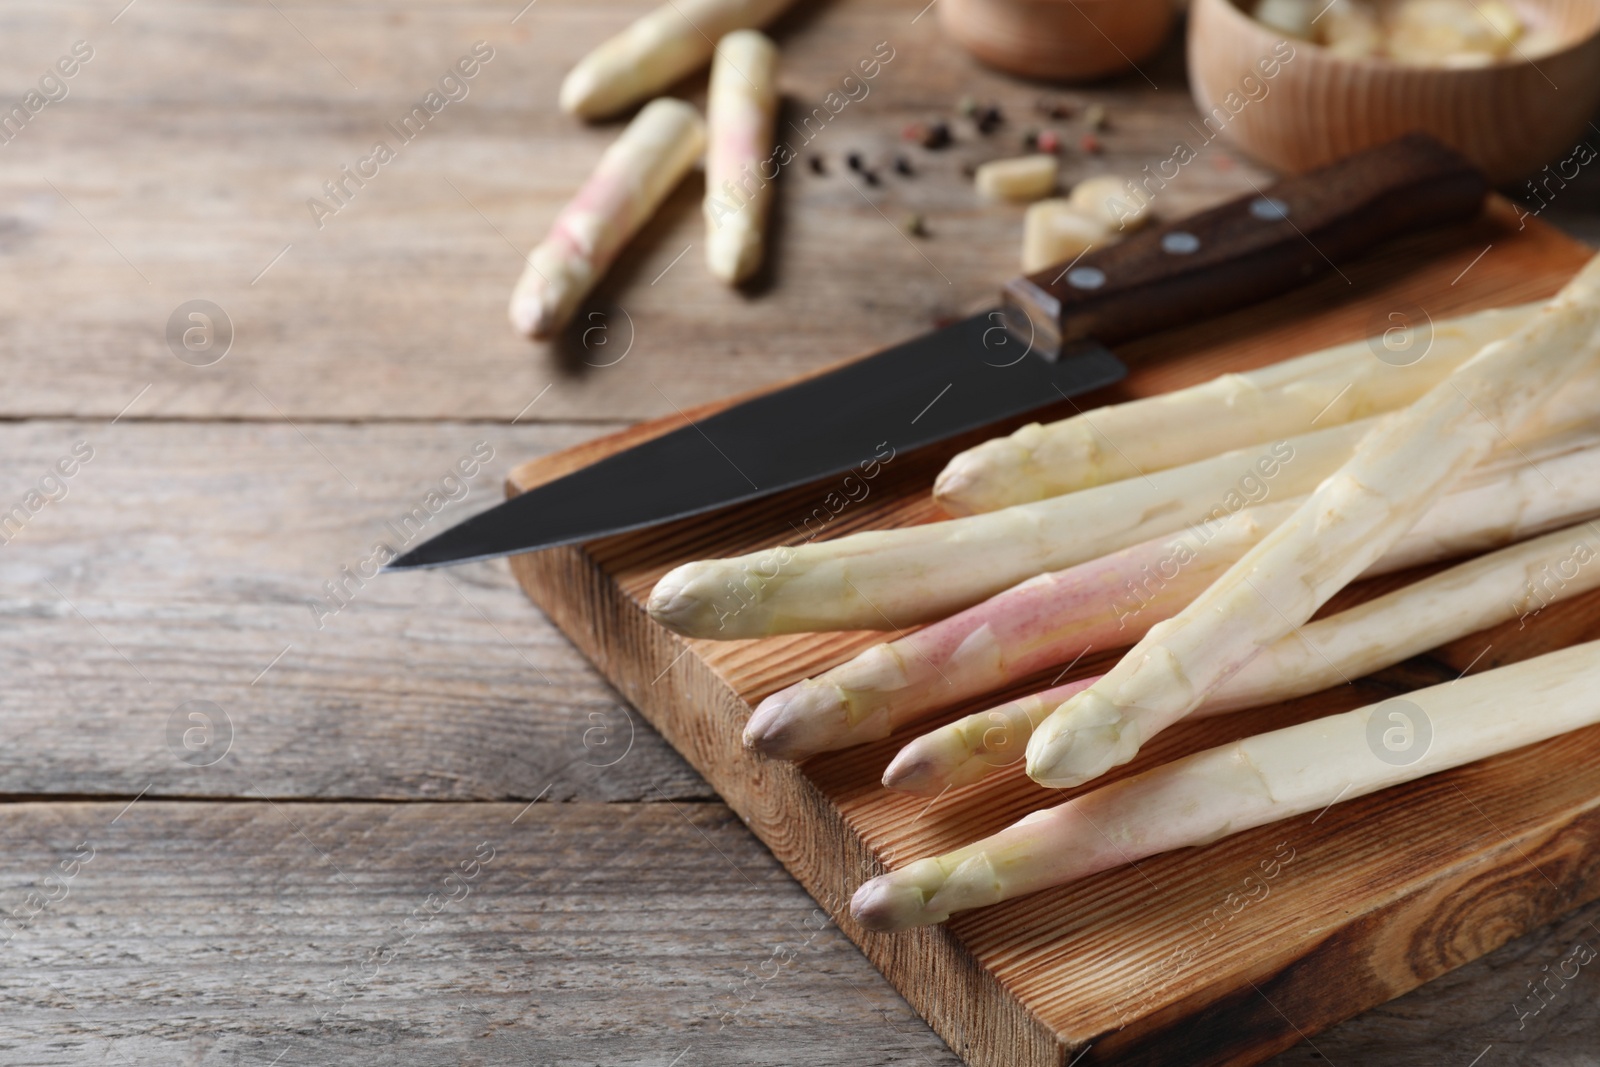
934,302,1541,516
653,353,1600,643
560,0,797,120
853,638,1600,932
744,432,1600,761
887,516,1600,793
1025,255,1600,790
704,30,780,285
650,421,1368,637
744,503,1292,759
510,98,706,339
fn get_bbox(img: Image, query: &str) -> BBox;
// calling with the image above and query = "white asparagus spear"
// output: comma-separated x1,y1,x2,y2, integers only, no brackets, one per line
934,302,1542,516
853,638,1600,931
704,30,779,285
888,516,1600,793
510,98,706,339
652,356,1600,641
560,0,798,120
744,432,1600,761
650,422,1361,637
1025,255,1600,790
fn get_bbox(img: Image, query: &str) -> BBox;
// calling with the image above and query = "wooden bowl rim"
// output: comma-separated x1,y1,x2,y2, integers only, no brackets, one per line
1201,0,1600,72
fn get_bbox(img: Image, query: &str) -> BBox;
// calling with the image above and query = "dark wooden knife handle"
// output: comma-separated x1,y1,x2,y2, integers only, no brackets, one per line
1002,133,1488,359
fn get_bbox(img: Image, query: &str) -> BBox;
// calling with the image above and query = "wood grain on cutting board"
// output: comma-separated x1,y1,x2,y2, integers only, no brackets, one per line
507,199,1600,1067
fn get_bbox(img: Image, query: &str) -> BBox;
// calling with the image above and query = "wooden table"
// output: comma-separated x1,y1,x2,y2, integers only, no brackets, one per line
2,2,1598,1063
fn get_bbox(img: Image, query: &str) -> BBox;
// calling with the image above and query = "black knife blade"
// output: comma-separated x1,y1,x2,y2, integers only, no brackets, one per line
386,134,1487,571
387,314,1122,569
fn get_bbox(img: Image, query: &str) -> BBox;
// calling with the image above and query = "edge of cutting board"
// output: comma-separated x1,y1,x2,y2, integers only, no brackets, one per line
505,197,1600,1067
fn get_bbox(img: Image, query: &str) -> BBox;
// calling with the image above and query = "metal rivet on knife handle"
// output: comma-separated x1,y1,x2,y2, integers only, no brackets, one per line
1161,232,1201,255
1251,196,1291,220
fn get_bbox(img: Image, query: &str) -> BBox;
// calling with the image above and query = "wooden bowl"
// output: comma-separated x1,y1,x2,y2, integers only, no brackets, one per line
940,0,1177,82
1188,0,1600,184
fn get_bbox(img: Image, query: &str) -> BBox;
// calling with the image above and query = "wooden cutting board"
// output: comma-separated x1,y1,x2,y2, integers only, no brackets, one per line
506,197,1600,1067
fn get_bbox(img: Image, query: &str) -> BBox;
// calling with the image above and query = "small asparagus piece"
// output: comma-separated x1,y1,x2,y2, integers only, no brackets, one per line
888,516,1600,793
704,30,779,285
510,98,706,339
559,0,798,121
651,422,1364,637
745,431,1600,761
975,155,1060,202
1025,255,1600,790
854,638,1600,932
934,302,1541,516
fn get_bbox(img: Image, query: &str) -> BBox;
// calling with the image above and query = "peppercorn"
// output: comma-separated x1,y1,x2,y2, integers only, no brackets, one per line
920,121,952,150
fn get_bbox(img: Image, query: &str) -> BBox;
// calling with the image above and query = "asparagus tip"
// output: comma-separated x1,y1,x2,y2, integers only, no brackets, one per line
508,285,556,340
1025,705,1137,788
851,876,941,933
929,461,981,517
646,565,712,636
880,744,946,795
743,683,851,760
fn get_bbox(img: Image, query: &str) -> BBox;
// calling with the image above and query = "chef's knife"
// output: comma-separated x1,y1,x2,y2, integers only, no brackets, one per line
386,134,1485,571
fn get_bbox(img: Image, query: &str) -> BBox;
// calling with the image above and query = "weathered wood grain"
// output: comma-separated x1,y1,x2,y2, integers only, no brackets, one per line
0,801,958,1066
507,208,1600,1067
0,0,1276,422
0,419,707,803
2,800,1600,1065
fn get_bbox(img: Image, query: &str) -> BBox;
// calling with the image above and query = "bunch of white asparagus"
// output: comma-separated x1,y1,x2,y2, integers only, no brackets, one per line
648,255,1600,930
513,1,793,338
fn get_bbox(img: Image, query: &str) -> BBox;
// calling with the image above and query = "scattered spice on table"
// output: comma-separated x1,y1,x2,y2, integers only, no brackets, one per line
1035,95,1074,119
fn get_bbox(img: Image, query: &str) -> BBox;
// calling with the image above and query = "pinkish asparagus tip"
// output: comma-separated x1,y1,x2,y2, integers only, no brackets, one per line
880,746,945,796
851,877,932,933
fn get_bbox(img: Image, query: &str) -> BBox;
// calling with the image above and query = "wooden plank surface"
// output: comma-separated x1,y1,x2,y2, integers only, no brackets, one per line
0,419,711,803
0,0,1598,1062
0,0,1269,422
0,802,953,1066
507,206,1600,1066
